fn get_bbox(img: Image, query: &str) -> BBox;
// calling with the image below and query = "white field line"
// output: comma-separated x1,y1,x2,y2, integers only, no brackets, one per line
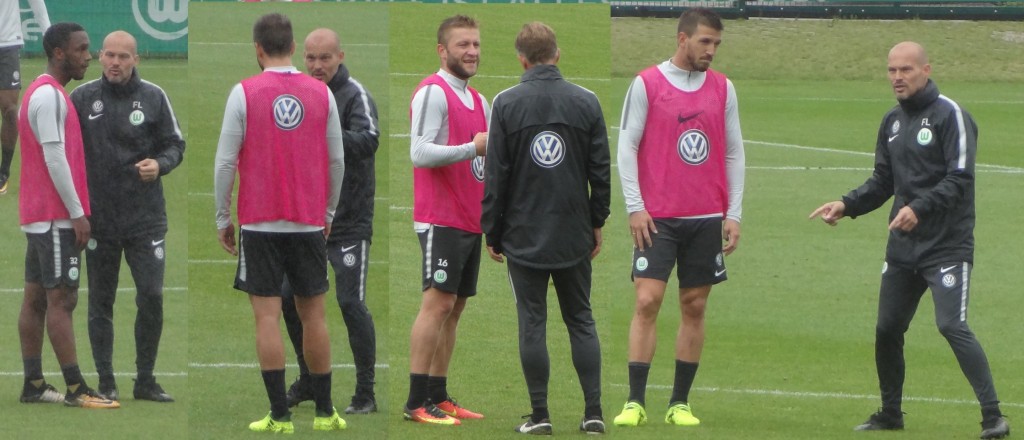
192,42,387,48
611,383,1024,409
0,363,391,378
0,371,187,377
0,287,186,294
747,96,1024,105
391,72,609,82
187,259,385,265
189,362,389,369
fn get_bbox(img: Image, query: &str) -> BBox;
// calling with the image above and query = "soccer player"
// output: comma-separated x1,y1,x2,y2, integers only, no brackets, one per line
283,27,380,415
613,8,745,428
214,13,346,433
481,22,610,435
404,14,488,425
17,21,118,409
70,30,183,404
810,41,1009,440
0,0,49,194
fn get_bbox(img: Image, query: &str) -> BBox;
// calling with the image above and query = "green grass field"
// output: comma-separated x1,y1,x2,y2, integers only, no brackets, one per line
2,4,1022,439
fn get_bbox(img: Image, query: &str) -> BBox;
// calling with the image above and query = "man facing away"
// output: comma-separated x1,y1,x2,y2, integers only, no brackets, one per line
810,41,1009,440
0,0,49,194
283,27,381,415
403,14,488,426
71,30,184,404
17,21,118,409
214,13,346,434
613,7,746,428
482,22,610,436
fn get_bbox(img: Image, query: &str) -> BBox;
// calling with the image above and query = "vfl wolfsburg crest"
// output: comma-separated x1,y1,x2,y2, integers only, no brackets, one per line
917,128,933,146
273,95,304,131
531,131,565,168
635,257,649,271
471,156,485,182
130,110,145,126
677,129,709,165
434,269,448,283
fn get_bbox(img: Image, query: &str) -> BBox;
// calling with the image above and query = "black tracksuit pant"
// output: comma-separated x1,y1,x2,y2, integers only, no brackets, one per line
507,258,602,413
875,262,999,410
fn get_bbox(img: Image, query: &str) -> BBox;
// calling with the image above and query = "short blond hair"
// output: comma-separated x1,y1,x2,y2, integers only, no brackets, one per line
515,22,557,65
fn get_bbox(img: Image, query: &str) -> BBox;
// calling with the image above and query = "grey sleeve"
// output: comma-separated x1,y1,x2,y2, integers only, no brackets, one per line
214,84,245,230
325,90,345,225
724,79,745,222
617,75,648,214
409,85,477,168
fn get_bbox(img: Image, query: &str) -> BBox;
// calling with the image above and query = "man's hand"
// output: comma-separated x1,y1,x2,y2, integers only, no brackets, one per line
486,245,504,263
888,205,919,232
809,201,846,226
591,228,603,260
71,216,90,251
473,132,488,156
218,222,238,256
629,210,657,251
136,158,160,182
722,219,741,256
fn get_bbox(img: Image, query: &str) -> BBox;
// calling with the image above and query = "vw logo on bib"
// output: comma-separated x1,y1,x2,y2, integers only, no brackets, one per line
273,95,304,131
677,129,710,165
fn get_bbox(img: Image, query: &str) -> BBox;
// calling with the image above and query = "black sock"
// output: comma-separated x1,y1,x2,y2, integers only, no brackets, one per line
982,404,1002,421
627,362,651,406
297,355,310,380
406,373,429,409
428,375,448,404
261,369,290,420
1,149,13,175
136,370,154,384
310,372,334,416
61,364,84,390
669,360,699,405
532,406,549,423
23,358,43,382
585,405,603,419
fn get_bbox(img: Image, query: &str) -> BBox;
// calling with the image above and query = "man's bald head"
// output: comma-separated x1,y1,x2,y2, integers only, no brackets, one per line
101,30,139,85
304,28,345,84
887,41,931,100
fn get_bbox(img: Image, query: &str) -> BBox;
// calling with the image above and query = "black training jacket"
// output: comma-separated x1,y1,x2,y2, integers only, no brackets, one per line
327,64,380,244
842,79,976,269
70,69,185,239
482,64,611,269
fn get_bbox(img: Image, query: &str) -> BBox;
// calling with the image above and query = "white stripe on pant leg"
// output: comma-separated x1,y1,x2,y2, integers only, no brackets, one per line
238,233,246,282
359,240,367,301
958,260,966,323
424,225,434,281
52,227,61,279
506,266,517,305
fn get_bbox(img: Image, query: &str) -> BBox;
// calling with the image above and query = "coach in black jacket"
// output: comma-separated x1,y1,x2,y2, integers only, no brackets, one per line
481,22,610,434
70,31,183,403
810,41,1008,439
281,28,381,415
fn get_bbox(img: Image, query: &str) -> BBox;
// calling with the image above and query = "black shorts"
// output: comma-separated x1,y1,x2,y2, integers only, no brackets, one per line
631,217,727,288
417,225,480,297
0,47,21,90
25,227,82,289
234,229,328,297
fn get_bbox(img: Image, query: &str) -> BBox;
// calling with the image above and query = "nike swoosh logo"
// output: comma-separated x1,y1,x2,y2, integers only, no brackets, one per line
714,269,727,277
152,239,165,246
888,134,899,142
11,81,19,87
940,265,957,273
89,113,103,120
341,245,358,252
678,111,704,124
